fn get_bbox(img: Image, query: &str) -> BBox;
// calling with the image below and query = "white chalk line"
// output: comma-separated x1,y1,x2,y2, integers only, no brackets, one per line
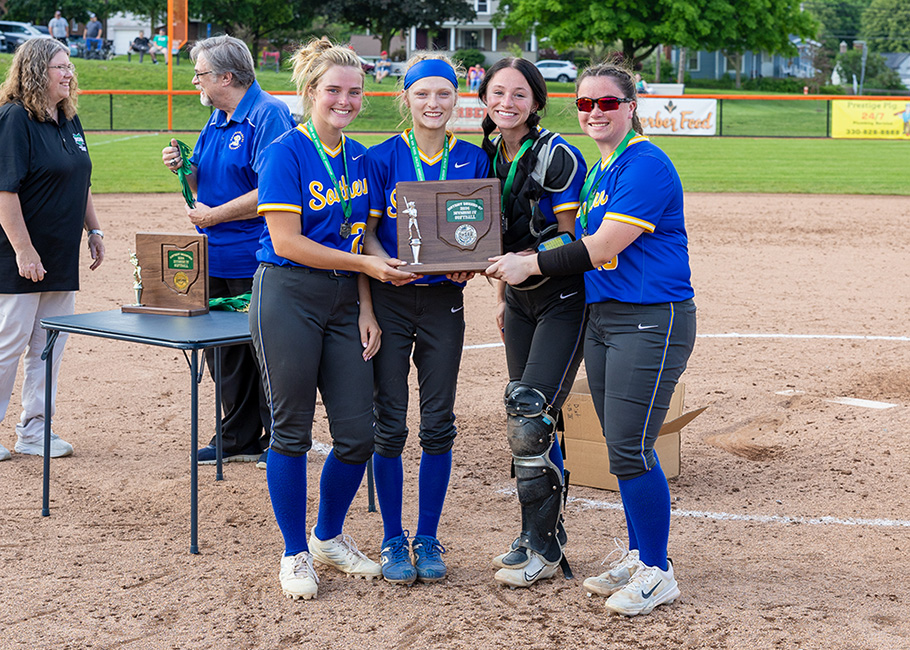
466,332,910,351
776,390,898,409
699,333,910,342
496,488,910,529
89,132,161,146
825,397,898,409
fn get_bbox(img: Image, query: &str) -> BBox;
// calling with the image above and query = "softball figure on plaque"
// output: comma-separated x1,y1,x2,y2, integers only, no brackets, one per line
402,196,422,265
395,179,501,274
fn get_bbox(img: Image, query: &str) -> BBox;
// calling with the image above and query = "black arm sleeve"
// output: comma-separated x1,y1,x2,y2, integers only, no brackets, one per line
536,239,594,277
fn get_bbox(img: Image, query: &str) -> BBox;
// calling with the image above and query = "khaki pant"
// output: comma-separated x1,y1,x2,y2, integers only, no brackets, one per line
0,291,75,443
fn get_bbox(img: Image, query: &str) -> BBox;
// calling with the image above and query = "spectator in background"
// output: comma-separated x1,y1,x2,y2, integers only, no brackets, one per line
375,50,391,84
130,31,155,64
635,73,652,95
467,64,485,92
148,28,168,64
83,13,103,59
48,11,69,46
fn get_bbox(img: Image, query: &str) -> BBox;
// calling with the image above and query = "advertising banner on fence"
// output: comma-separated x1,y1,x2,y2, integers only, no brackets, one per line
448,97,487,132
637,97,717,136
832,100,910,139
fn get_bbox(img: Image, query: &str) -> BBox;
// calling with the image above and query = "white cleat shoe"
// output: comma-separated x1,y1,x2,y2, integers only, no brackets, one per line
494,550,559,588
605,560,680,616
583,541,642,597
0,443,10,461
279,551,319,600
308,531,382,579
15,433,73,458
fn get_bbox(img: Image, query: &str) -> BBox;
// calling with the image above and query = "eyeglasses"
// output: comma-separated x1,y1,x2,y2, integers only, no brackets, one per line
48,64,76,73
575,96,634,112
193,70,217,80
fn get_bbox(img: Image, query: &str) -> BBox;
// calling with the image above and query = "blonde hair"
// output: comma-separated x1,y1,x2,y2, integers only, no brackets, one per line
577,61,643,135
291,38,364,120
396,51,464,124
0,38,78,122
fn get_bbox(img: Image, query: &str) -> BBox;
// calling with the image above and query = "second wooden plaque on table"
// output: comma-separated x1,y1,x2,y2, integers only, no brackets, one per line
122,232,209,317
395,179,501,274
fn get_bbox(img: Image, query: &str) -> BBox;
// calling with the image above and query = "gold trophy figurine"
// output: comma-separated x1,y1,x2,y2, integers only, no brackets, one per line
129,250,143,306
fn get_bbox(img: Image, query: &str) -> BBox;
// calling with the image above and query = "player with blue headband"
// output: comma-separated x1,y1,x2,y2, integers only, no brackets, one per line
364,53,489,586
403,58,459,90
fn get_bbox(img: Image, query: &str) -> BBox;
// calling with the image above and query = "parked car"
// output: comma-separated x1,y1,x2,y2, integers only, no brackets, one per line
535,59,577,83
0,20,53,52
358,56,375,74
0,33,6,52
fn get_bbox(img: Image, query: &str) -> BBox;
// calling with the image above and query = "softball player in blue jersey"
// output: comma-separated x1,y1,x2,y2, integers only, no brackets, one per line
363,54,489,585
250,39,416,601
475,57,589,588
486,61,696,616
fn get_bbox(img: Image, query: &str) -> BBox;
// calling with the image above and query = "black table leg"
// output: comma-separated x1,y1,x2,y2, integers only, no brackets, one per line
366,455,376,513
40,329,60,517
215,346,223,481
190,349,199,554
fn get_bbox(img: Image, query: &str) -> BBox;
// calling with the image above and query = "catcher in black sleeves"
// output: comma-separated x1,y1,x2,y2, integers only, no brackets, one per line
477,57,588,587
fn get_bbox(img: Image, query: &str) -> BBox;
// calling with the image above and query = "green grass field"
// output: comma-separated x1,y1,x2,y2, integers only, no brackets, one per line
3,53,906,195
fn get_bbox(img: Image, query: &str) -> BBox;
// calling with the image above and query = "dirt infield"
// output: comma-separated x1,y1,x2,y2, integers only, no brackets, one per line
2,193,909,649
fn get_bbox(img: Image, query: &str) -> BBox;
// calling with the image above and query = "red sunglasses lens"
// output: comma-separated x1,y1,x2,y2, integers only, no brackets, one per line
575,97,622,112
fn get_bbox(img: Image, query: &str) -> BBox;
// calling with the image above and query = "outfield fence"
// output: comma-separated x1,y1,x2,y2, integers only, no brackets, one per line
78,90,910,140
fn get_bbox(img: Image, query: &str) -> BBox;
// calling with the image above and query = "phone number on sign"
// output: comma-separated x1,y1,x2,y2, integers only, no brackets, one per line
844,128,907,136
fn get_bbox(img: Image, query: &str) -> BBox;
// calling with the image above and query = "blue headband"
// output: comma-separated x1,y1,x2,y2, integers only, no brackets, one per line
403,59,458,90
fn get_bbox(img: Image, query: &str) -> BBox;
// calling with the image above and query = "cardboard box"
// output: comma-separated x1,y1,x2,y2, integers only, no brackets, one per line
562,377,705,491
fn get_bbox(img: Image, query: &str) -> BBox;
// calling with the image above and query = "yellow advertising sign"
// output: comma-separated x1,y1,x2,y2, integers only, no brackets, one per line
831,99,910,139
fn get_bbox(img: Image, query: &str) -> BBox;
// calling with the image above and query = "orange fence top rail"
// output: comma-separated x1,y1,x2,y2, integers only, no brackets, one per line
79,90,906,101
546,92,906,101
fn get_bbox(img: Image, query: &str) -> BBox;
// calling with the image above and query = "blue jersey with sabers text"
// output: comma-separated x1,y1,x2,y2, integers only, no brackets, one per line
257,126,369,267
578,136,694,305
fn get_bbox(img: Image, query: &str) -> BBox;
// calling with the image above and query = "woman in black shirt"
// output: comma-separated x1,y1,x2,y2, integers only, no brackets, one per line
0,38,105,461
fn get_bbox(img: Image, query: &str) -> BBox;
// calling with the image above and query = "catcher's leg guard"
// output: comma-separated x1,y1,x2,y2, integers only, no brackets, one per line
503,384,564,566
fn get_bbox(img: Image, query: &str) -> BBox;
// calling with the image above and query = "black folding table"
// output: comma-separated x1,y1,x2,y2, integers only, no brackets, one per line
39,309,252,554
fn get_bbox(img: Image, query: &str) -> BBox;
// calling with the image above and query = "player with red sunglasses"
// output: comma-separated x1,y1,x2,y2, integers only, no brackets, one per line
485,61,696,616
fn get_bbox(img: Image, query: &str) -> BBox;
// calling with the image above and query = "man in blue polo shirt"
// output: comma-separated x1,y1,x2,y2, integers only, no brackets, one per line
161,35,294,467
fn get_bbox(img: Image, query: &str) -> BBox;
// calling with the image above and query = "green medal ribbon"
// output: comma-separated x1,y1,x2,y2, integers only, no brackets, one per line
305,120,352,232
175,139,195,208
209,292,252,312
406,129,450,182
499,138,534,212
578,129,636,235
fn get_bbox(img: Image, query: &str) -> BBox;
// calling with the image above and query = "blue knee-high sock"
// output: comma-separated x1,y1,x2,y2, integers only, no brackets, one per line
416,450,452,539
623,500,640,552
549,435,565,476
312,452,367,541
266,449,309,556
372,452,405,542
617,457,670,570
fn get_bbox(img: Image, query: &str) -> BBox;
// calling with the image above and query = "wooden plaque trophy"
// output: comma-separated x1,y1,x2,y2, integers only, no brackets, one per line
395,179,502,274
122,233,209,316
